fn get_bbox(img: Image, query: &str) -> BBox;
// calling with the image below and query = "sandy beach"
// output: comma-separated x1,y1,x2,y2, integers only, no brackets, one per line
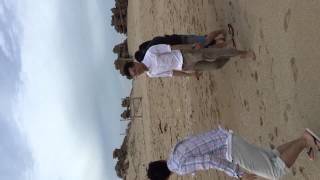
124,0,320,179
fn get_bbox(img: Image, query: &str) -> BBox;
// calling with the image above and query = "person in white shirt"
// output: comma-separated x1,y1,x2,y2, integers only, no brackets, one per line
123,44,254,79
134,29,228,62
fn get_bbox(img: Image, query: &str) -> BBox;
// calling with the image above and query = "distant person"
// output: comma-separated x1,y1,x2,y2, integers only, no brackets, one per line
147,127,320,180
123,44,254,79
134,29,228,62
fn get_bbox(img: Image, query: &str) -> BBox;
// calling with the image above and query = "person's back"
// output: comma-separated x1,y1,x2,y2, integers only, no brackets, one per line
142,44,183,77
135,34,207,62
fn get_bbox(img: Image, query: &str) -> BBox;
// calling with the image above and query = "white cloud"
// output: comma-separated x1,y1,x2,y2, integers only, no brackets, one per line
11,0,130,180
16,35,110,180
0,32,9,57
0,3,4,17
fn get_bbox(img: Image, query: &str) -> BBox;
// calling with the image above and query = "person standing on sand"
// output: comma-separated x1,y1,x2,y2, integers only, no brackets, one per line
146,127,320,180
134,29,228,62
123,44,254,79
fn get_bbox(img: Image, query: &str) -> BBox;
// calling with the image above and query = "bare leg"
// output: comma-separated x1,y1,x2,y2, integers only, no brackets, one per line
198,48,250,61
193,61,219,71
277,131,319,167
181,48,254,71
276,139,299,154
239,50,255,59
276,138,306,167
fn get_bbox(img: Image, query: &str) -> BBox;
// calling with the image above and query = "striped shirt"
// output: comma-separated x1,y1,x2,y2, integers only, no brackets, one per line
167,127,242,178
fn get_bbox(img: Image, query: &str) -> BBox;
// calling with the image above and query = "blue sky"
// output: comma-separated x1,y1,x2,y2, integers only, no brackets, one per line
0,0,131,179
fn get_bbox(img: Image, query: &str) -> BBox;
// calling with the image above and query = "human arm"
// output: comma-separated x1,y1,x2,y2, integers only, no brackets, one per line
240,172,258,180
173,70,202,79
172,70,193,76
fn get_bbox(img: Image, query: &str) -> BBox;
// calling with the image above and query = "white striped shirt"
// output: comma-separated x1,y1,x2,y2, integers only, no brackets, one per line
167,128,242,178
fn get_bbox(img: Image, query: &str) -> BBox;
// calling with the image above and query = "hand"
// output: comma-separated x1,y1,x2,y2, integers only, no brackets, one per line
193,43,203,49
241,173,257,180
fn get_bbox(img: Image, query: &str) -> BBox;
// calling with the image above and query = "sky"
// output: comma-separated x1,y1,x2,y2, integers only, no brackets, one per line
0,0,131,180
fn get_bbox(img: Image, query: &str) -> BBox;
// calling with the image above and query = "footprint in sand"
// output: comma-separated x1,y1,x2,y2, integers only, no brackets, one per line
268,133,274,141
251,71,259,82
215,108,221,120
259,100,266,112
164,123,168,132
283,110,288,122
299,166,309,179
259,117,264,126
243,99,250,111
274,127,278,137
292,166,297,176
256,89,262,97
228,1,233,9
283,104,291,123
159,122,163,134
284,9,291,32
290,57,298,82
299,166,305,173
265,46,270,55
259,28,264,41
237,69,243,76
269,143,275,149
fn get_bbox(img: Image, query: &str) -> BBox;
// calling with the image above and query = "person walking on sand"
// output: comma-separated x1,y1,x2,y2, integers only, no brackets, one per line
123,44,254,79
146,127,320,180
134,29,228,62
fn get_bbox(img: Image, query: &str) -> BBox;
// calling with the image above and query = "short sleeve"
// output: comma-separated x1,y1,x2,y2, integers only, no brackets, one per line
147,44,171,54
146,71,173,78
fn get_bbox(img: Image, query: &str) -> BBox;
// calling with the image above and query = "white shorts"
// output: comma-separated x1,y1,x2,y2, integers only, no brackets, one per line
231,135,290,180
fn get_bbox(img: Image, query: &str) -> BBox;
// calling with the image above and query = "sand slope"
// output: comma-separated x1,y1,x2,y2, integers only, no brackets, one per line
125,0,320,179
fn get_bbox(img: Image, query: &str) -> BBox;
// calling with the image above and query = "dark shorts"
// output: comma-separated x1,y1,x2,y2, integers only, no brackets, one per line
180,35,207,45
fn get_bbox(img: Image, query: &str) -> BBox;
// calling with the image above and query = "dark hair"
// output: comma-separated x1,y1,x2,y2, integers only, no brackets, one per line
123,61,135,78
147,161,171,180
134,50,144,62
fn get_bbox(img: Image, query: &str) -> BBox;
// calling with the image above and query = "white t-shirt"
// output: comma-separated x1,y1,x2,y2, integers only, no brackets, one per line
142,44,183,77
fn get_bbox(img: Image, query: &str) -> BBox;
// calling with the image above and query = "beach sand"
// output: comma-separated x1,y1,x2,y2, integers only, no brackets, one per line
124,0,320,179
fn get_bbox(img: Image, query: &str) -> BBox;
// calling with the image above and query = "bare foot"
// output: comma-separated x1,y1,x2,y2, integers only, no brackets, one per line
303,131,320,149
242,172,258,180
